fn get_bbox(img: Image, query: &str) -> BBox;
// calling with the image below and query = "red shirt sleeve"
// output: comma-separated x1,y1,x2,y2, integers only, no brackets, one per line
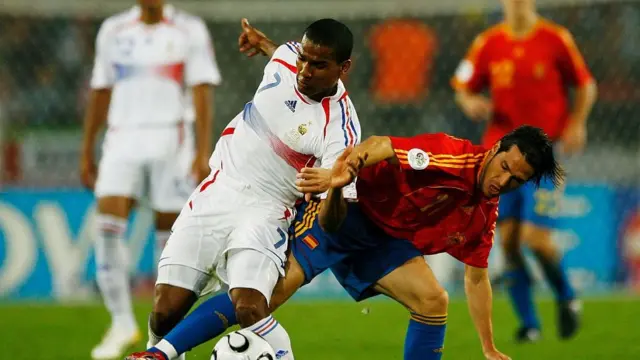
389,133,484,175
451,32,491,93
555,28,593,87
447,203,499,268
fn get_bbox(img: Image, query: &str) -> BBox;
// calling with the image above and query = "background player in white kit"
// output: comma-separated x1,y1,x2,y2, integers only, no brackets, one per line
125,18,360,360
79,1,221,358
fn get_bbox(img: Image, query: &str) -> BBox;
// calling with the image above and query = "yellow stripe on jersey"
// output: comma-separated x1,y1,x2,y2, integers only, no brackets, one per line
428,161,478,169
428,152,485,160
294,201,319,232
295,204,321,237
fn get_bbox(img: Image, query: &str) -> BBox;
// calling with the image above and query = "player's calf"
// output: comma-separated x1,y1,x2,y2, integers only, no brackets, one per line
150,284,198,338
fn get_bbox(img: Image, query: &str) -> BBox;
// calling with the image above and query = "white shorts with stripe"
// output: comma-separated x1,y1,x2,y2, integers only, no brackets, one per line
156,169,293,301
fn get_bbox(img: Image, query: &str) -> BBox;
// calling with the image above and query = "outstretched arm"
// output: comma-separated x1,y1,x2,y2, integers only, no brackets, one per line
464,265,511,360
238,18,278,58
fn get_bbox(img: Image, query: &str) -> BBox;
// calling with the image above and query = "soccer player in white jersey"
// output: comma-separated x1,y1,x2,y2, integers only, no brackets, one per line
79,1,221,358
125,18,360,360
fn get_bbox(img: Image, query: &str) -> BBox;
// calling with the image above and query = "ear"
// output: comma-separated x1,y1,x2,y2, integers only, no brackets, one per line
340,59,352,76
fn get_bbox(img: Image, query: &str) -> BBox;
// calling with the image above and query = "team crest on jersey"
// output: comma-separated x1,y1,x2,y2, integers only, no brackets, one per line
407,148,429,170
298,123,308,135
283,121,311,147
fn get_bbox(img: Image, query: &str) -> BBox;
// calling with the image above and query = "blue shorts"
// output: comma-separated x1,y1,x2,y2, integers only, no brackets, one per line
290,201,422,301
498,176,560,228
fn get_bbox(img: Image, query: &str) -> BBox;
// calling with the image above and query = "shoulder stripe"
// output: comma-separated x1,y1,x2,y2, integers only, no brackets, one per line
346,98,358,144
285,42,298,55
339,98,355,146
272,58,297,73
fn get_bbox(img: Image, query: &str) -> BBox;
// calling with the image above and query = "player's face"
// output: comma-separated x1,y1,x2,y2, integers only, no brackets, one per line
138,0,163,9
296,36,351,100
479,144,534,198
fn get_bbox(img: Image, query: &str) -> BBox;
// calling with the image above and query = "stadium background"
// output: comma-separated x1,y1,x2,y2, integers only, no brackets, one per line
0,0,639,359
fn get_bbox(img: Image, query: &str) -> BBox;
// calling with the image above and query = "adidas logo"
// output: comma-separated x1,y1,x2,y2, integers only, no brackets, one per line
284,100,297,113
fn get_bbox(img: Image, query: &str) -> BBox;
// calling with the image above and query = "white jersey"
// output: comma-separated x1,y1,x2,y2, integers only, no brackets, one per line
213,43,361,205
91,4,222,128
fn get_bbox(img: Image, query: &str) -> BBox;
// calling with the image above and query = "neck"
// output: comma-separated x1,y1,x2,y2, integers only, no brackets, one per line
141,6,163,25
308,84,338,103
505,10,538,37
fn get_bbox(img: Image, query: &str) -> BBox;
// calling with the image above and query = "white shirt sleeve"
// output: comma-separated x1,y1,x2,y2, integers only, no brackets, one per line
318,97,361,200
185,19,222,87
90,20,115,89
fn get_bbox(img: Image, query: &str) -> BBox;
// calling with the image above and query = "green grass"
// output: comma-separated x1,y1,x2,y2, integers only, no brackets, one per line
2,297,639,359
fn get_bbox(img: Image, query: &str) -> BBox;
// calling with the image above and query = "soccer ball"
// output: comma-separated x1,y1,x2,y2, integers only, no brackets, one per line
211,329,277,360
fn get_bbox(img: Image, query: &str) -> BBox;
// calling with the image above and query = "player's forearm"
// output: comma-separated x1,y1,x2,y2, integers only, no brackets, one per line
260,38,278,58
569,82,597,125
192,84,213,156
348,136,395,167
318,187,347,233
81,89,111,156
464,266,497,353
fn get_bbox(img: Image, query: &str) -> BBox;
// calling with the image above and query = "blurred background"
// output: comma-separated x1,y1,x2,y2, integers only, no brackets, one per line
0,0,639,358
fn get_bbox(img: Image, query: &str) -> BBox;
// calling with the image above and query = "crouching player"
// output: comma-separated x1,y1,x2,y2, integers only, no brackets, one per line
127,125,562,360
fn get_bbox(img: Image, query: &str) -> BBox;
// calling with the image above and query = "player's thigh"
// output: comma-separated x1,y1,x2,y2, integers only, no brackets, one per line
372,255,448,315
328,238,422,301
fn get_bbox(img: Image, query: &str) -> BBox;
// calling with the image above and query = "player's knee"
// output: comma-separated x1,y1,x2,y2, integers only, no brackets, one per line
410,286,449,316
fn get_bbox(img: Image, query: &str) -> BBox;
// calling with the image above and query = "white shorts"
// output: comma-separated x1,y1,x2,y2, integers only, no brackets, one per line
156,171,293,299
156,248,280,302
94,125,195,212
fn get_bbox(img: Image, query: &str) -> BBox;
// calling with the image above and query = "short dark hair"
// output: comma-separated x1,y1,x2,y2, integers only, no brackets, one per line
498,125,565,187
303,18,353,63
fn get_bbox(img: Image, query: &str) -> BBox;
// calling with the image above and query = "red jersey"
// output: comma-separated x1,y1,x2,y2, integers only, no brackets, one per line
356,133,499,268
451,19,593,147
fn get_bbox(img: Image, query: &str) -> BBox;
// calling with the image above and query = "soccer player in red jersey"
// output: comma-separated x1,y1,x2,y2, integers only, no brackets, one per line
451,0,597,342
127,125,560,360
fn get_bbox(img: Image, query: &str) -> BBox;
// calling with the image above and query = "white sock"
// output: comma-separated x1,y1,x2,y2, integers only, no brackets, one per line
95,214,137,332
155,339,179,359
155,230,172,267
249,315,294,360
146,317,162,348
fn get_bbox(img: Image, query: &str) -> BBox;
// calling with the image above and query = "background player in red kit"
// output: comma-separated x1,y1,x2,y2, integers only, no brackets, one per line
135,125,562,360
451,0,598,342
